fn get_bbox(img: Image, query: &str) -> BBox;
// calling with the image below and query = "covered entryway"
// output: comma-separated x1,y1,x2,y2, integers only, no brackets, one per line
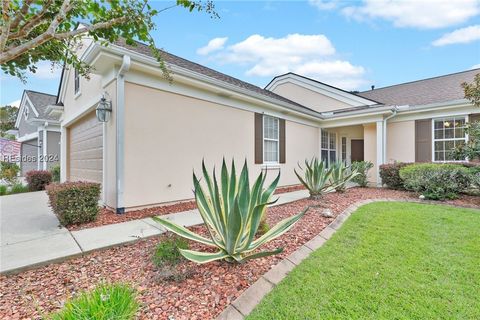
67,111,103,183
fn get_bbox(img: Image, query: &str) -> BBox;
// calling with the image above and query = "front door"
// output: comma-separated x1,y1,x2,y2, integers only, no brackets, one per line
351,139,364,162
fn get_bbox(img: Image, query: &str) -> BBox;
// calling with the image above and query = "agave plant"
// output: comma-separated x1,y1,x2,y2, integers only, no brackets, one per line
329,161,359,192
152,160,306,264
294,158,337,199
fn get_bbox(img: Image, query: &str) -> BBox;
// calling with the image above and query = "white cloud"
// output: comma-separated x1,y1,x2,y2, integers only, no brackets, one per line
472,64,480,69
28,61,61,79
200,34,367,90
197,37,228,55
432,25,480,46
342,0,480,29
308,0,338,10
6,99,20,108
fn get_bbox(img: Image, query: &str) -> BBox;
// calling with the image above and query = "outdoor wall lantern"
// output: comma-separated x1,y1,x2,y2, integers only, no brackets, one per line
96,92,112,122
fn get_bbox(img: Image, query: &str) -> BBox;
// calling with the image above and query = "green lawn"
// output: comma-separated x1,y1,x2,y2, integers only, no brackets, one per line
248,202,480,320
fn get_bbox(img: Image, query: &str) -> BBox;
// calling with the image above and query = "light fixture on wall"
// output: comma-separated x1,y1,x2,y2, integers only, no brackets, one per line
96,92,112,122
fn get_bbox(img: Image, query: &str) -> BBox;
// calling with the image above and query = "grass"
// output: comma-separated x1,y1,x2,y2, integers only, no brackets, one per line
49,283,138,320
248,202,480,320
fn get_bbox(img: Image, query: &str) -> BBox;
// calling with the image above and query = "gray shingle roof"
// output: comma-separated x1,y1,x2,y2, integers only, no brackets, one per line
357,68,479,106
25,90,59,121
114,39,320,116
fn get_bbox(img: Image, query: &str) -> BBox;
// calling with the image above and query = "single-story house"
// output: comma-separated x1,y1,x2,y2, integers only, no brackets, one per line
57,38,480,213
15,90,63,175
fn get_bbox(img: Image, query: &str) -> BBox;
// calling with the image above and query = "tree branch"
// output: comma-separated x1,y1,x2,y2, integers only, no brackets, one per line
0,0,73,64
53,16,129,40
0,0,12,52
8,0,53,41
9,0,34,31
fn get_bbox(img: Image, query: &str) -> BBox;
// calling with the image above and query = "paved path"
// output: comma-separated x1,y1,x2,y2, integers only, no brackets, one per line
0,189,309,274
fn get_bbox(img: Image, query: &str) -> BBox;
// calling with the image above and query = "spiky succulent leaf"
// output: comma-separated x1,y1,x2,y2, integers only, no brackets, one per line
179,249,230,264
152,217,215,247
295,158,336,197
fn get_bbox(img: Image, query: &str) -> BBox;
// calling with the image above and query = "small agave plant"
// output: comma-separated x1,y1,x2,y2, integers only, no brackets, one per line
329,161,359,193
153,160,306,264
294,158,337,200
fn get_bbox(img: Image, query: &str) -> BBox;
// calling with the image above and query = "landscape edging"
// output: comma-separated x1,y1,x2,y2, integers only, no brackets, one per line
215,198,479,320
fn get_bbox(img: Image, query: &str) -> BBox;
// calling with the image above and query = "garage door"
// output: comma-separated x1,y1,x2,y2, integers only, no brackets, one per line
68,111,103,183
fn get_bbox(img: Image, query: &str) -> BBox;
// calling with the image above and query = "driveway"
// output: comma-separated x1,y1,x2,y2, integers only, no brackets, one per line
0,191,81,273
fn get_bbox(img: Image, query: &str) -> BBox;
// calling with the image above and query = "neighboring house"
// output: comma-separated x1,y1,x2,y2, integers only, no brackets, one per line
15,90,63,176
57,38,480,213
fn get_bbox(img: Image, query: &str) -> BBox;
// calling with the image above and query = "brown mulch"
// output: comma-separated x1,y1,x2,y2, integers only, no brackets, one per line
67,185,305,231
1,188,478,320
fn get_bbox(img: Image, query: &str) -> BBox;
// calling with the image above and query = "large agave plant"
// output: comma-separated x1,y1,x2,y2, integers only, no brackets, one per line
294,158,337,199
152,160,306,264
329,161,359,192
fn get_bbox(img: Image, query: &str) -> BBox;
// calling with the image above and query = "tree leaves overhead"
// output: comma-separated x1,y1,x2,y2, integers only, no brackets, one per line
0,0,218,82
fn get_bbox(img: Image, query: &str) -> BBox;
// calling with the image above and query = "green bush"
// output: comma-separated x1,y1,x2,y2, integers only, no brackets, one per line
351,161,374,187
10,182,29,194
26,170,52,191
50,164,61,182
469,168,480,189
49,283,138,320
379,162,411,190
0,161,19,185
152,235,189,268
0,185,7,196
46,181,100,226
399,163,471,200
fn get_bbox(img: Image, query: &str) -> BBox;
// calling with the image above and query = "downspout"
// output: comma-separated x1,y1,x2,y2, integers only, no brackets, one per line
115,55,131,214
382,106,398,164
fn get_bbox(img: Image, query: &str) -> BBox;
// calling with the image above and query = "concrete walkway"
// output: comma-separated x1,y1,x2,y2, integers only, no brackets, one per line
0,189,309,274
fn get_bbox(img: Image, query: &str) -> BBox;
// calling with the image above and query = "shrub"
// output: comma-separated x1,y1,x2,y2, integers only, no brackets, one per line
50,164,61,183
469,168,480,190
152,235,189,268
25,170,52,191
10,182,29,194
49,283,138,320
379,162,411,190
294,158,336,199
0,185,7,196
0,161,19,185
329,161,359,192
46,181,100,226
351,161,374,187
399,163,471,200
153,160,306,264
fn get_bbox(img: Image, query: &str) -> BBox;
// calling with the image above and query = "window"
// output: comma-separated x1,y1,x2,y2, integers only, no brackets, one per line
23,105,29,119
263,115,279,163
433,117,467,161
321,130,336,167
74,68,80,95
341,137,347,163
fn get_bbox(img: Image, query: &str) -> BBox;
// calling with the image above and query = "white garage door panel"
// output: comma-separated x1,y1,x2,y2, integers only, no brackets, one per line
68,112,103,183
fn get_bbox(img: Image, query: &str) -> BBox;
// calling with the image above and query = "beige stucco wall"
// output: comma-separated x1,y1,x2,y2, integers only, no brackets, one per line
123,82,318,208
386,121,415,163
363,124,377,184
271,82,351,113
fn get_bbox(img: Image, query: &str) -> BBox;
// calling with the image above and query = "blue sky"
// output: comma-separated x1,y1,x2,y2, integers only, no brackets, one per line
1,0,480,106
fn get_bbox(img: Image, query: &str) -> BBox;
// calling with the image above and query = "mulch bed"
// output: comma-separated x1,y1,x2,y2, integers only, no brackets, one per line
67,185,305,231
1,188,477,319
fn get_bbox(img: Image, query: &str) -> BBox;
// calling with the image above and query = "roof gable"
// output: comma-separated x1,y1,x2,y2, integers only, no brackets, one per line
265,73,379,110
14,90,59,128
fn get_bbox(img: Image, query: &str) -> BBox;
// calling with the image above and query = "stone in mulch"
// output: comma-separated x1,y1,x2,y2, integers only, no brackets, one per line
67,185,305,231
0,188,477,320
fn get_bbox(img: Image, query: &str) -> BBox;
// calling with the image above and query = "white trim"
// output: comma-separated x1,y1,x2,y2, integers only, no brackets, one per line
115,55,131,213
431,115,468,162
60,126,67,182
320,130,337,167
376,121,384,186
15,93,40,128
262,114,280,164
17,131,39,142
266,74,378,107
42,129,47,170
37,127,42,170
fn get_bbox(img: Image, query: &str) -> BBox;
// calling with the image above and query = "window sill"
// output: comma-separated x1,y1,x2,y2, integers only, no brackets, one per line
261,163,281,170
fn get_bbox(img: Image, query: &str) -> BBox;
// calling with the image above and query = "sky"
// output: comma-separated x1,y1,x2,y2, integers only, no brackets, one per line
1,0,480,106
